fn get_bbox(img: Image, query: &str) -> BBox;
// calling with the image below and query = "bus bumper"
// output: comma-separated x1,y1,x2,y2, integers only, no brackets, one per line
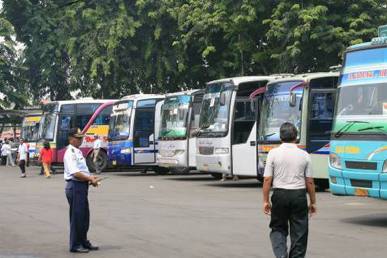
196,154,231,174
329,165,387,199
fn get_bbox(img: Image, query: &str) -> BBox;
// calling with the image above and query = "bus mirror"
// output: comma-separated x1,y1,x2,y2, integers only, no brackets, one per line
220,92,226,106
289,92,297,107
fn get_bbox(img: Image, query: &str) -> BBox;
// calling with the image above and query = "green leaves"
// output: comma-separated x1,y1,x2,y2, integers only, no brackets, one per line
1,0,387,102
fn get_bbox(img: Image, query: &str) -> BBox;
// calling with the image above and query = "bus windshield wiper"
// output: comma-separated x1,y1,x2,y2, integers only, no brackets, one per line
358,126,386,134
263,132,276,138
334,120,369,138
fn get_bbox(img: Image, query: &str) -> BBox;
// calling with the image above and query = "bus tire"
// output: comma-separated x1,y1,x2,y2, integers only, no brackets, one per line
86,150,108,172
171,167,190,175
210,173,223,180
315,179,329,191
154,167,169,175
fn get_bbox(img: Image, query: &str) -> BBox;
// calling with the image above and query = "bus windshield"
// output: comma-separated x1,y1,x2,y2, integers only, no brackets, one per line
21,116,41,142
336,83,387,117
160,95,191,138
259,81,303,142
109,112,131,140
39,113,57,141
199,82,233,135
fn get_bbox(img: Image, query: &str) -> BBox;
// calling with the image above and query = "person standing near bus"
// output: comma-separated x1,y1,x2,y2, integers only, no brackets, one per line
64,128,100,253
262,122,317,258
92,135,102,174
2,140,15,167
39,141,53,178
17,139,29,178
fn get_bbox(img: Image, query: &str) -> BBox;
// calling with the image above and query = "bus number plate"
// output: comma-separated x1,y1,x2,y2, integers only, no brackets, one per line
355,188,368,197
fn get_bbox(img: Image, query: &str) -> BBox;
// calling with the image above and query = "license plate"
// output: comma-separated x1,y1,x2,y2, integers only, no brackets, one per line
355,188,368,197
112,160,117,166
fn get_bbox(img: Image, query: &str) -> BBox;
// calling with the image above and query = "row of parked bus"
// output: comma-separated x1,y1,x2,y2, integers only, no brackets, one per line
22,72,338,190
20,25,387,199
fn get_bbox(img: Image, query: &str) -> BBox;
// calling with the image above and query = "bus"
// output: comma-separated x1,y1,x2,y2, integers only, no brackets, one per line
157,90,204,173
196,76,277,179
21,112,42,159
329,25,387,198
108,94,167,174
37,99,115,170
258,72,339,189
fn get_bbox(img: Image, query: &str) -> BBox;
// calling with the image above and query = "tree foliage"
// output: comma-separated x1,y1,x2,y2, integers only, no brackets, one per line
1,0,386,101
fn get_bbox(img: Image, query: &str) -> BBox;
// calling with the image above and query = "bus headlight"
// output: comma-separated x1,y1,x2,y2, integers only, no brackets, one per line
383,160,387,173
214,148,229,154
329,153,342,169
121,148,131,154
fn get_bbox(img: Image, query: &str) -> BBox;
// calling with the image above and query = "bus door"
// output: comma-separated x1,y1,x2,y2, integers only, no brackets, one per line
232,97,257,176
188,93,203,167
306,88,336,154
133,99,157,164
57,113,75,162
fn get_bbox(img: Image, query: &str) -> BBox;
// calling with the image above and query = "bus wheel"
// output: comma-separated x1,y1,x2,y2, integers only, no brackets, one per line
210,173,223,180
315,179,329,192
154,167,169,175
87,151,108,172
171,167,190,175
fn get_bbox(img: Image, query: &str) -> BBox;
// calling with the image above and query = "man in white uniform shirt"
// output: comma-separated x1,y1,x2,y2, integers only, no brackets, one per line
263,122,316,258
64,128,100,253
17,139,28,178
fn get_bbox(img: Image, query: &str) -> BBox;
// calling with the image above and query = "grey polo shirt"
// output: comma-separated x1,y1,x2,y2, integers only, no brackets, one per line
263,143,313,190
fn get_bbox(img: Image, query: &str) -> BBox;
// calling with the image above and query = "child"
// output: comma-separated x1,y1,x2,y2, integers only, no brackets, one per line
39,141,53,178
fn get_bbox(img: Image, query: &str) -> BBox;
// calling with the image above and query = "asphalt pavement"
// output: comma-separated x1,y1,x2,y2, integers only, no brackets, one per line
0,165,386,258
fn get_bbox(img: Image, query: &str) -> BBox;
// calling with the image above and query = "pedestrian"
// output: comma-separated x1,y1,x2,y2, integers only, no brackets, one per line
92,135,102,174
2,140,15,167
0,140,7,166
262,122,316,258
17,138,29,178
64,128,100,253
39,141,53,178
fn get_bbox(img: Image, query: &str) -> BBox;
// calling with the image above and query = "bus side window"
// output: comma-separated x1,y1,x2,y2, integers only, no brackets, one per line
134,109,154,148
75,103,100,130
233,99,256,145
93,106,112,125
307,91,336,152
189,100,202,137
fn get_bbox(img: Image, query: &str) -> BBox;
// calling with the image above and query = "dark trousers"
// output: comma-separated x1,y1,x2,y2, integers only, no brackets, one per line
1,156,6,165
270,189,308,258
65,180,90,251
19,160,26,174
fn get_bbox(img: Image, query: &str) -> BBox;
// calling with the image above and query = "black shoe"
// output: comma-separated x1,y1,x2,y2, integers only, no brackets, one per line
84,241,99,251
70,247,89,253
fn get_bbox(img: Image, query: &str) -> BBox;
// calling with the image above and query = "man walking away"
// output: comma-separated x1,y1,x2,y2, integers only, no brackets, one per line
17,139,29,178
263,122,316,258
92,135,102,174
64,128,100,253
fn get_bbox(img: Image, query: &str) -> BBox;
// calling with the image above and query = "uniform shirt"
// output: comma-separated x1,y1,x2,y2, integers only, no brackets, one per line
93,139,102,150
18,143,28,161
63,144,90,181
1,144,10,156
263,143,313,190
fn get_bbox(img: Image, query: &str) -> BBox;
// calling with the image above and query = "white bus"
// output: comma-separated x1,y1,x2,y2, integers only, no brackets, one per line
108,94,168,174
157,90,204,173
257,72,339,189
196,76,276,179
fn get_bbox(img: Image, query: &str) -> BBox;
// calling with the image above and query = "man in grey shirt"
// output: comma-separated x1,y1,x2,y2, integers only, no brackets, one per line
263,122,316,258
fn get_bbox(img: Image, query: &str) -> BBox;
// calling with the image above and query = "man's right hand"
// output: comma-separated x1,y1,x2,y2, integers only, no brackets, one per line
89,176,100,187
309,203,317,216
263,202,271,215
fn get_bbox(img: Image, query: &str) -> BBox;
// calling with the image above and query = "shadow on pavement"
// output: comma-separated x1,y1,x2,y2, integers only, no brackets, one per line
341,213,387,227
163,176,216,182
205,181,262,188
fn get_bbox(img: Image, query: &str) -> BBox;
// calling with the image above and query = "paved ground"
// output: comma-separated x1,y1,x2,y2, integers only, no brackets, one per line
0,166,386,258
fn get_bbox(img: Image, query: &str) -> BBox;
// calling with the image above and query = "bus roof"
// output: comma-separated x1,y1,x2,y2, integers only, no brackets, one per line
164,89,204,98
207,76,279,86
44,99,116,105
266,72,339,86
120,94,164,101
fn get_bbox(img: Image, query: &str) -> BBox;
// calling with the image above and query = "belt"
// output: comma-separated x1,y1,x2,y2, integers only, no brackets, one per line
273,188,306,192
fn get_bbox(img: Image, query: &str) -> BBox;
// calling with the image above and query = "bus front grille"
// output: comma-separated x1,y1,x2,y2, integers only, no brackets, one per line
350,179,372,188
199,146,214,155
345,161,377,170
